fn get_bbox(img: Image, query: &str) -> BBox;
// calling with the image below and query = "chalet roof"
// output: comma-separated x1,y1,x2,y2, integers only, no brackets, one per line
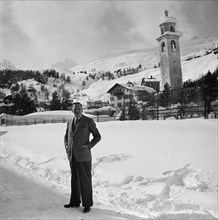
144,78,160,82
107,83,156,94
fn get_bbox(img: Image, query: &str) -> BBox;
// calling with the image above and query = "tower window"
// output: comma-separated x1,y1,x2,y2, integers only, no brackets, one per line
161,28,164,35
161,42,166,52
170,26,175,32
171,40,176,52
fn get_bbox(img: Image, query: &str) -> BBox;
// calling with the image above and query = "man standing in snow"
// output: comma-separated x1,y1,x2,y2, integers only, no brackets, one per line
64,102,101,213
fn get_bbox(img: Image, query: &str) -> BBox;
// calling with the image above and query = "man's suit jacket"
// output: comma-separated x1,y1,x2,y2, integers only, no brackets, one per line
64,115,101,162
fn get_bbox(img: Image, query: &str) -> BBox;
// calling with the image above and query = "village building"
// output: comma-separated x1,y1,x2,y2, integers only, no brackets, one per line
107,82,156,109
87,100,110,109
0,91,14,114
0,103,14,115
141,75,160,92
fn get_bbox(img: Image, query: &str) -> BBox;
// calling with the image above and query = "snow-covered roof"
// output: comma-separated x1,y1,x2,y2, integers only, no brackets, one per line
163,31,182,37
160,16,177,26
0,103,14,107
107,83,156,94
156,31,183,41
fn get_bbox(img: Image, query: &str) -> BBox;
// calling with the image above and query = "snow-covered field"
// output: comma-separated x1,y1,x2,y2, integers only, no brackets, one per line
1,115,217,219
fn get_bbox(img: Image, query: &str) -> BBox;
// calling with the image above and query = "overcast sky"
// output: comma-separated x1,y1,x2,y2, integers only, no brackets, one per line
1,0,217,70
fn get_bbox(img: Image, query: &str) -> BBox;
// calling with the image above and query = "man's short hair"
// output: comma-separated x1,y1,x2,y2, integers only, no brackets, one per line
72,102,83,107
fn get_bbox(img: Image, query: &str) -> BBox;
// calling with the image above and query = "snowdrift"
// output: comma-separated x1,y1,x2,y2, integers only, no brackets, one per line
1,119,217,219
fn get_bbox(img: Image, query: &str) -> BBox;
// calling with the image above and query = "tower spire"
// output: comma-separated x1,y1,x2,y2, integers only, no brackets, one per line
156,10,183,91
164,9,168,17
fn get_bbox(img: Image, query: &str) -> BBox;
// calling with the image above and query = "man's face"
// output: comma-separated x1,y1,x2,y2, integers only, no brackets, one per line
72,103,83,118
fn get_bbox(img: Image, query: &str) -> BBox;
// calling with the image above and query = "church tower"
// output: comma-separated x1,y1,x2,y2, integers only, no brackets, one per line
156,10,183,90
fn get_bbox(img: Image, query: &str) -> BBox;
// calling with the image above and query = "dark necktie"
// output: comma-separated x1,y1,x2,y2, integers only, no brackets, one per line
72,118,78,133
75,117,79,125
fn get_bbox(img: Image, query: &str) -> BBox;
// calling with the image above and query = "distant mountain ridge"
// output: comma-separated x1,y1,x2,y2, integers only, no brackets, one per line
0,59,17,71
50,58,77,73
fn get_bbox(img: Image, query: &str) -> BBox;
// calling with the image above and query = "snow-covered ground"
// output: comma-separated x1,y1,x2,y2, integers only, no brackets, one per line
1,165,142,220
1,115,217,219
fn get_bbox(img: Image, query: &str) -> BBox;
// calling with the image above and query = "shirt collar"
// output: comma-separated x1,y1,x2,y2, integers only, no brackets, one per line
75,115,82,120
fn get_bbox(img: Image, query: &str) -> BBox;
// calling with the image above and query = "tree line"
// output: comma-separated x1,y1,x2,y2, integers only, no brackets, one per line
0,69,71,88
3,88,72,115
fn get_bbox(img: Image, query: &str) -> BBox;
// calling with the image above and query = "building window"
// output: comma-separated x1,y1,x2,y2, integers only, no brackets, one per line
118,103,122,108
124,94,129,99
161,42,166,52
110,96,114,101
171,40,176,52
117,95,122,100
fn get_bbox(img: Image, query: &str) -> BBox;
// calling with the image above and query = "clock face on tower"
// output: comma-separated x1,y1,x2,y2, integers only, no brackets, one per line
161,55,168,69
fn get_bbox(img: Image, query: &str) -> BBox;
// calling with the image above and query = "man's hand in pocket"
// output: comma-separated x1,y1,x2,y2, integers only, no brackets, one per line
81,145,90,150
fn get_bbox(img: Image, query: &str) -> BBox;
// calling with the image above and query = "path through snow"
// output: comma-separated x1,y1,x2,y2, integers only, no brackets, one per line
0,163,144,220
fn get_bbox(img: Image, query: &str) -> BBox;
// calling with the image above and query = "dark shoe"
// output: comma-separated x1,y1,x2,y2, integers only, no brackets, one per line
64,204,80,208
83,207,91,213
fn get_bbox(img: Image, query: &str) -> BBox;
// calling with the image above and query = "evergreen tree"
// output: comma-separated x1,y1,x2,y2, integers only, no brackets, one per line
11,90,36,115
127,99,140,120
199,70,218,117
62,89,71,99
20,84,27,97
140,104,148,120
82,81,86,87
66,76,71,83
159,83,172,107
50,91,62,110
119,108,126,121
44,88,49,100
62,98,72,110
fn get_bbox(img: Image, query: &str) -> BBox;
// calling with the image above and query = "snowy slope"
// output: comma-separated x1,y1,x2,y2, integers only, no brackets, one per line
1,118,217,219
70,36,217,72
180,36,218,57
71,48,159,73
81,52,217,101
18,78,45,91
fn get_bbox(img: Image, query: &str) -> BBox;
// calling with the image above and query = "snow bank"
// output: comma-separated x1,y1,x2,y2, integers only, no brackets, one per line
1,119,217,219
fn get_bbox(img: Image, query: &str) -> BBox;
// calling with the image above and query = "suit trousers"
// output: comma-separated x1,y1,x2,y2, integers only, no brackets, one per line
69,153,93,208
